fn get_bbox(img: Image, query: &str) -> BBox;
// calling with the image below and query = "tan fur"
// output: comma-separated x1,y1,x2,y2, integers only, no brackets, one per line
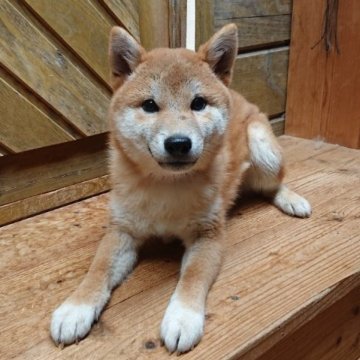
51,24,311,353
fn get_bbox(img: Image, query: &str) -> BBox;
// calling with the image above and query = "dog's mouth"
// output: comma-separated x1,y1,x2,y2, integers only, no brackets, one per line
158,160,196,171
148,146,197,171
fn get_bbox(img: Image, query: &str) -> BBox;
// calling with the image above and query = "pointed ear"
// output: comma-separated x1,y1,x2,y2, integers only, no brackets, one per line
198,24,238,86
109,26,145,91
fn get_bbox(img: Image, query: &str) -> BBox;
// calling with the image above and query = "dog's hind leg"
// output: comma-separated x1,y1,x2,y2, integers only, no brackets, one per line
50,225,138,346
244,114,312,218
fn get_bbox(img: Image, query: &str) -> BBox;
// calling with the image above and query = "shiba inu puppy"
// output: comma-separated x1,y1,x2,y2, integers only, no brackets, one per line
51,24,311,353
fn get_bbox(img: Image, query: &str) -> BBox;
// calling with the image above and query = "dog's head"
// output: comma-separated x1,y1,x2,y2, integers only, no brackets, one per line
108,24,238,177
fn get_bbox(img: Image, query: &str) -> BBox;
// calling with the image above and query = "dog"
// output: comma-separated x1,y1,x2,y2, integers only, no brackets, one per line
50,24,311,354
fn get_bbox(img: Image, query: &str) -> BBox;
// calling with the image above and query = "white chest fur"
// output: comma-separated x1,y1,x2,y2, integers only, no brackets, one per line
110,176,219,240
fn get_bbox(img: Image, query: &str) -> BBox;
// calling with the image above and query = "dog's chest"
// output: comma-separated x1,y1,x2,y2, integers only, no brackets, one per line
111,180,216,239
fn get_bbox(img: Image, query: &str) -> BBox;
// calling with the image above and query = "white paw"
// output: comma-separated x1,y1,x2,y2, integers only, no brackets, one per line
274,186,312,218
50,303,97,345
160,298,204,354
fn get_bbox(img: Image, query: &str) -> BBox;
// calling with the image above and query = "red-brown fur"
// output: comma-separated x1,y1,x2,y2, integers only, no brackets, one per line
50,24,311,354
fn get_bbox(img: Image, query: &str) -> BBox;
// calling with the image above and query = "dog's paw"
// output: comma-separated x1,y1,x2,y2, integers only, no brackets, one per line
274,186,312,218
160,299,204,354
50,303,97,345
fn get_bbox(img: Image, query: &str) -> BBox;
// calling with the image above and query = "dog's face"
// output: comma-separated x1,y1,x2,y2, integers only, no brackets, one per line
109,25,238,177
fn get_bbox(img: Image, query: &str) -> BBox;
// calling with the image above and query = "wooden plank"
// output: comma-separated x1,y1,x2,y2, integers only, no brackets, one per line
258,283,360,360
214,0,291,50
138,0,169,49
1,137,359,359
23,0,113,83
232,48,289,117
0,0,109,136
285,0,360,149
0,134,108,207
169,0,187,48
0,176,110,226
270,116,285,136
0,76,74,152
100,0,140,41
195,0,214,48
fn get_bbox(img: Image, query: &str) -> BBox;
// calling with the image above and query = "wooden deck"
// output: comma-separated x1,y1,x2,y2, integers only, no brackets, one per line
0,136,359,360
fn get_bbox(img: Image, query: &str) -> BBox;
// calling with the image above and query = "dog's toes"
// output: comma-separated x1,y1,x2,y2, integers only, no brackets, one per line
160,298,204,354
273,185,312,218
51,303,97,345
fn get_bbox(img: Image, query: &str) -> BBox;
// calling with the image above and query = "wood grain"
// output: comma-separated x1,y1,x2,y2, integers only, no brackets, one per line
0,134,108,207
270,116,285,136
285,0,360,149
0,76,73,152
0,0,110,136
169,0,187,48
232,48,289,117
258,282,360,360
195,0,214,48
138,0,169,49
23,0,113,83
214,0,291,50
0,176,110,226
0,137,359,359
100,0,140,41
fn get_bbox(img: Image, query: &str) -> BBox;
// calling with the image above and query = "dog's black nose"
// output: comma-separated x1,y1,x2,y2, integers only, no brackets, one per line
164,135,192,156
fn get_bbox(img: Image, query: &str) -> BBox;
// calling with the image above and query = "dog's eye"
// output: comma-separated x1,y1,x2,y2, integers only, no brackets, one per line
191,97,207,111
142,99,159,113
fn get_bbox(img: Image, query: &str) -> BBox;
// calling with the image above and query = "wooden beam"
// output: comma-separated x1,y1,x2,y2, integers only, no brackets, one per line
99,0,141,41
232,48,289,117
23,0,114,84
169,0,187,48
0,176,110,226
214,0,291,51
285,0,360,149
0,76,74,152
0,0,110,136
195,0,214,48
138,0,169,49
0,134,108,207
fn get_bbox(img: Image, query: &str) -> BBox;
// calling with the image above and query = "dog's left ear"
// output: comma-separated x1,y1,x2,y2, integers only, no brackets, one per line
198,24,238,86
109,26,145,91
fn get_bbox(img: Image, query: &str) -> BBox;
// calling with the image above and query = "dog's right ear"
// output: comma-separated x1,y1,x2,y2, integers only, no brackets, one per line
109,27,145,91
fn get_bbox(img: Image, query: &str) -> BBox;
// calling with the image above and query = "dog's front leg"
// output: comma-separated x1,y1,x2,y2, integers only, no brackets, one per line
161,226,223,353
51,225,138,345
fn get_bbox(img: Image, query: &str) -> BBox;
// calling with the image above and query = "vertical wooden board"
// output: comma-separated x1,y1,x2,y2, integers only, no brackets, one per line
138,0,169,49
214,0,291,50
286,0,360,149
232,48,289,116
0,77,74,152
195,0,214,48
100,0,140,41
285,0,329,141
0,0,110,136
322,0,360,148
24,0,113,83
169,0,187,48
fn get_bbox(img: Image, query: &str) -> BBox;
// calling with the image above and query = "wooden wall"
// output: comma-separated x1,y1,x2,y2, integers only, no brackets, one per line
196,0,292,134
285,0,360,149
0,0,186,226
